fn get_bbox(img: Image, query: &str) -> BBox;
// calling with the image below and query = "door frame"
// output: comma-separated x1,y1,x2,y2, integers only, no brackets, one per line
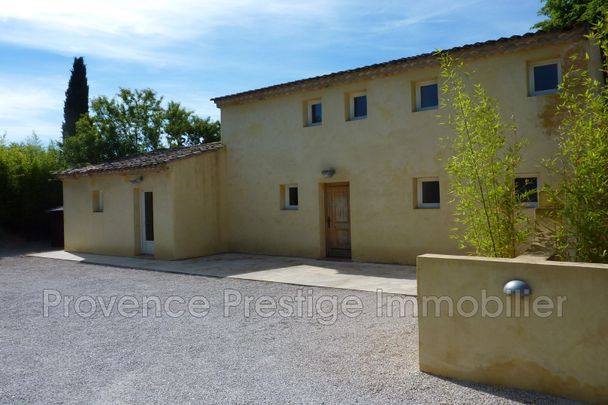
140,190,155,255
323,182,351,259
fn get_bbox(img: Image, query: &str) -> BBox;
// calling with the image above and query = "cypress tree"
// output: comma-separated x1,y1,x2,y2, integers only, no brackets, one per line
62,57,89,140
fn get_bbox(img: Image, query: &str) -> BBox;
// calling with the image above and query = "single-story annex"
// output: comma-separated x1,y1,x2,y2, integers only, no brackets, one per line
57,25,603,265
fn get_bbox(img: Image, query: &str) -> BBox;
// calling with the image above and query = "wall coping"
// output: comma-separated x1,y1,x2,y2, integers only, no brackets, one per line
417,253,608,270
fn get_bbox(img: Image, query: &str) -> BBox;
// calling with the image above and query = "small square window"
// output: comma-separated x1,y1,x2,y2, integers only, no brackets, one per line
283,185,298,210
354,95,367,118
515,177,538,208
348,92,367,120
416,81,439,111
92,190,104,212
310,102,322,125
304,99,323,127
417,178,440,208
529,61,561,96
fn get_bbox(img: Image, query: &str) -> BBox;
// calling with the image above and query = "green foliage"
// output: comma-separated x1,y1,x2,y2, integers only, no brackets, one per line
534,0,607,30
62,88,221,167
544,22,608,263
165,101,193,147
62,115,102,166
62,57,89,141
165,101,221,147
0,134,63,237
439,53,531,258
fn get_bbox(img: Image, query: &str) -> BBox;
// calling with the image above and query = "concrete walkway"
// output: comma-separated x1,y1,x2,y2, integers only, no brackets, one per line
26,251,417,295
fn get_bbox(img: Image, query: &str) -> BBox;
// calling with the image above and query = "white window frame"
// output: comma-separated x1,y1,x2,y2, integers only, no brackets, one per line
284,185,299,210
417,177,440,209
529,59,562,96
515,175,539,208
307,99,322,127
416,80,439,112
349,91,367,120
92,190,104,213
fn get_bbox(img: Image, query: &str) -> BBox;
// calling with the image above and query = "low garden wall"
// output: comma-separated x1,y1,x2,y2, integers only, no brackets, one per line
417,253,608,403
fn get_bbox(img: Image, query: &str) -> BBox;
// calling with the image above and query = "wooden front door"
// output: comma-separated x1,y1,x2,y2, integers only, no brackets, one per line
325,183,351,258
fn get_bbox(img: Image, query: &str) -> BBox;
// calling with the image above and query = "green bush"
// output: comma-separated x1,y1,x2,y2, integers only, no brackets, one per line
0,134,63,238
544,22,608,263
439,53,532,258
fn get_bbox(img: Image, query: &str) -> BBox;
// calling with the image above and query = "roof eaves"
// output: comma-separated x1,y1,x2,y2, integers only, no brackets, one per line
56,142,225,178
55,164,169,179
211,25,588,108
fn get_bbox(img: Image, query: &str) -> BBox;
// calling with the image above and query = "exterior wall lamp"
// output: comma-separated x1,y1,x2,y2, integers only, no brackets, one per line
503,279,532,296
321,168,336,178
129,176,144,185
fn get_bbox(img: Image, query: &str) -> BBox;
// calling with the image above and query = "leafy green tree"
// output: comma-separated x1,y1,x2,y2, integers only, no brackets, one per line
534,0,607,30
439,53,531,258
63,89,221,167
186,115,221,145
165,102,221,147
62,115,102,166
165,101,193,147
544,22,608,263
62,57,89,141
115,88,165,151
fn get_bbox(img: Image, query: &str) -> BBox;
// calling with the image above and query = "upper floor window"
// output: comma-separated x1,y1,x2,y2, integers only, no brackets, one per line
416,177,440,209
515,176,538,208
349,92,367,120
306,100,322,126
416,81,439,111
529,60,561,96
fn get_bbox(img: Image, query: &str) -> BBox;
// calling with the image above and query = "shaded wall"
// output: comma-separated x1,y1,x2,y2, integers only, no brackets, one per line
417,254,608,403
169,149,227,258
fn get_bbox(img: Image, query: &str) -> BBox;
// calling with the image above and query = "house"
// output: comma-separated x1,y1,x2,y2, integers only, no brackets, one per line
58,143,225,259
57,26,603,264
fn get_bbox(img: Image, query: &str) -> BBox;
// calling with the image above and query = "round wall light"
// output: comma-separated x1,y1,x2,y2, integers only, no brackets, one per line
503,279,532,296
321,168,336,178
129,176,144,185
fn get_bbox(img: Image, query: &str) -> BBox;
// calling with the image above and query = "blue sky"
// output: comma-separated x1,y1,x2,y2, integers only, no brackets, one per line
0,0,542,144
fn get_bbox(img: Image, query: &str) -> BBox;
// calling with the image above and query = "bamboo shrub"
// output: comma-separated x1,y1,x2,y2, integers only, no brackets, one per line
544,21,608,263
438,53,531,258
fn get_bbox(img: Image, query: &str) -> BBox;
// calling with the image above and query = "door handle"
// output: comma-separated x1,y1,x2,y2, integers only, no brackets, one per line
326,216,331,228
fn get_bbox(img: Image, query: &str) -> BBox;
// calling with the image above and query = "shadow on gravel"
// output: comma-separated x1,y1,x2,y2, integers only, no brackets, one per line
0,242,52,258
432,375,580,404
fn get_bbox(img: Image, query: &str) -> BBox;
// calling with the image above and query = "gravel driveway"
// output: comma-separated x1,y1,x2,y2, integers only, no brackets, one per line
0,254,576,404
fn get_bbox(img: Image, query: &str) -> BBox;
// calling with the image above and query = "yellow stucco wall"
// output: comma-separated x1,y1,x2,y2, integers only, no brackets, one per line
416,254,608,403
62,34,603,264
169,149,227,259
63,169,173,258
219,38,602,264
62,150,225,260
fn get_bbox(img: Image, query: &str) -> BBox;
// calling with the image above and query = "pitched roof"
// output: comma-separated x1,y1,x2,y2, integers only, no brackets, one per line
56,142,224,177
212,26,587,107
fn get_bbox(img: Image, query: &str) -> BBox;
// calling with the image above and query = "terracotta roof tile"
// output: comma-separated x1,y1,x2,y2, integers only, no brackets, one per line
212,26,588,107
56,142,224,177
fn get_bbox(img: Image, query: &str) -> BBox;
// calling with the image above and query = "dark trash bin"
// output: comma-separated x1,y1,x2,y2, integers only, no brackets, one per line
47,207,64,248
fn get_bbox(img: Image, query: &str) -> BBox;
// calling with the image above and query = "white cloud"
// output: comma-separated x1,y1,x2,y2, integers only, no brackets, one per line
0,0,507,68
0,77,64,143
371,0,482,32
0,0,340,65
0,0,537,144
